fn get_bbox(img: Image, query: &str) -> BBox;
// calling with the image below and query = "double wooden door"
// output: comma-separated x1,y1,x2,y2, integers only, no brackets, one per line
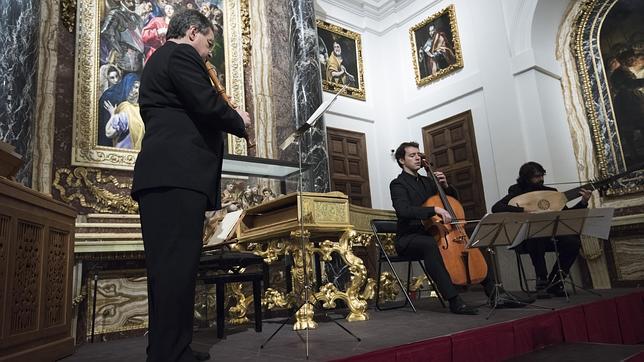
422,111,486,230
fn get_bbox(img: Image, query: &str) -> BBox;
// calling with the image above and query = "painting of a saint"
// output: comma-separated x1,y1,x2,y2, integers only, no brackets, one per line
600,0,644,169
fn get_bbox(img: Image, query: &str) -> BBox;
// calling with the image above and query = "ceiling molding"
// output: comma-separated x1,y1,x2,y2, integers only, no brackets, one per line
316,0,416,21
316,0,443,36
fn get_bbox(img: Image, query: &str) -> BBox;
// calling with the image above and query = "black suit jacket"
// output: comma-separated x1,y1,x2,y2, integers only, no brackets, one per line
132,41,246,210
389,171,458,241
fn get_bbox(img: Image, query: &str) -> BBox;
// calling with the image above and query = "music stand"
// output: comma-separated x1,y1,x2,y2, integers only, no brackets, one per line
515,208,614,302
468,213,553,319
262,85,359,358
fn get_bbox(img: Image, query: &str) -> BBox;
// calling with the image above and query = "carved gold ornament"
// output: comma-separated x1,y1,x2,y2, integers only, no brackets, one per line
53,167,138,214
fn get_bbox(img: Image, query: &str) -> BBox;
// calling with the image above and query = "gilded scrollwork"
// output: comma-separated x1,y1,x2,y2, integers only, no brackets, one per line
60,0,76,33
309,230,375,322
53,167,139,214
262,288,291,310
227,283,251,325
240,0,251,67
377,272,400,302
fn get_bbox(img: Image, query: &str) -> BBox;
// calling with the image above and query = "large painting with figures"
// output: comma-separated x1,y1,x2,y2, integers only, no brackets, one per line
409,5,463,87
316,20,365,101
600,0,644,171
573,0,644,195
72,0,247,171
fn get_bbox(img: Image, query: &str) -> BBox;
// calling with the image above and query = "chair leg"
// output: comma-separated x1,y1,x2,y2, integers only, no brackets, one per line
418,261,446,308
216,281,225,339
515,251,531,294
376,256,416,312
253,279,262,332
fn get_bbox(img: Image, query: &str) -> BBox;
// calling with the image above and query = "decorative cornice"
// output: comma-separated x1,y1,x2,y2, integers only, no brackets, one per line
317,0,416,21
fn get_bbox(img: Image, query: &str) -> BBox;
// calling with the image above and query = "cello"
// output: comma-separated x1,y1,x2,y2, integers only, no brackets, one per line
420,156,488,285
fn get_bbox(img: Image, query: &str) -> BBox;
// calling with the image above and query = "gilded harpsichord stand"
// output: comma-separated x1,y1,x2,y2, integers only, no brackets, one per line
236,191,375,329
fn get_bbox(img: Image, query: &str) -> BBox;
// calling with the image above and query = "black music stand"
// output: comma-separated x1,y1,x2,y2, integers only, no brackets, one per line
468,213,553,319
261,85,359,358
513,208,613,302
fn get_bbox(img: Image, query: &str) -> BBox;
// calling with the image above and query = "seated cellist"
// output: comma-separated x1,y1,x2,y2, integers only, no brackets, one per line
491,162,591,298
390,141,531,314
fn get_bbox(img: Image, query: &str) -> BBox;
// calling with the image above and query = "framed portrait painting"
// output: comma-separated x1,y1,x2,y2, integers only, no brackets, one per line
72,0,248,171
316,20,366,101
409,5,463,87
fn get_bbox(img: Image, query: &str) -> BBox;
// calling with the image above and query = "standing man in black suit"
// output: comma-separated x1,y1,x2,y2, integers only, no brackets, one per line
132,9,250,362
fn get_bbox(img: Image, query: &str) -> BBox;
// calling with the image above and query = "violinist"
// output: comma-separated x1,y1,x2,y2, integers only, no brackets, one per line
390,142,529,315
492,162,591,298
131,9,251,362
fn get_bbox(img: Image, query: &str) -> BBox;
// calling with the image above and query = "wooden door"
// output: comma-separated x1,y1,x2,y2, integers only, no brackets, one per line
422,111,486,230
326,127,372,207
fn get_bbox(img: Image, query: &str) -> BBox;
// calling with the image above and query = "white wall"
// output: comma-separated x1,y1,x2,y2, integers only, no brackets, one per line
316,0,577,213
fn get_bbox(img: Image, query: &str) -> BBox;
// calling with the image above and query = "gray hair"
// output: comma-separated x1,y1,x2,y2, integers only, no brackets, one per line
166,9,214,40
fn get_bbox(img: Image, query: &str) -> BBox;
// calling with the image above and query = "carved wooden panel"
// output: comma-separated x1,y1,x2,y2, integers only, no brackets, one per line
327,128,372,207
11,220,43,334
423,110,487,232
0,177,76,360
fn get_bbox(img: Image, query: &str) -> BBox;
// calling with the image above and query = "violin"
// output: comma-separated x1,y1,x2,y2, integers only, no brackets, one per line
420,155,488,286
205,61,255,149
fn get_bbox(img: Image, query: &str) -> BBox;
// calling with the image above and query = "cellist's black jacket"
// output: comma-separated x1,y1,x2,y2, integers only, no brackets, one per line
390,171,458,241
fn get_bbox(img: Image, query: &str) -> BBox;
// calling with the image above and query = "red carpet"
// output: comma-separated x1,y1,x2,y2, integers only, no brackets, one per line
333,290,644,361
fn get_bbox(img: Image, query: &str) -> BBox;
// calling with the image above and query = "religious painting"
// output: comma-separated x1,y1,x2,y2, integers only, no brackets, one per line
409,5,463,87
72,0,247,171
316,20,366,101
599,0,644,172
572,0,644,195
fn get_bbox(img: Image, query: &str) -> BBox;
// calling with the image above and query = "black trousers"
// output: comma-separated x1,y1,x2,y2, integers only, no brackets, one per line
515,235,581,280
138,187,208,362
395,233,493,301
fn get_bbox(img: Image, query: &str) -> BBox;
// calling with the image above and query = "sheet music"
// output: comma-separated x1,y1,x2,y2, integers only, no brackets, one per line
205,210,244,246
279,84,348,150
581,207,614,239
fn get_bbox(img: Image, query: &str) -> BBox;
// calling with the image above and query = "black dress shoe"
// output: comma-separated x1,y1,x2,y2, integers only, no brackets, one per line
449,301,479,315
193,350,210,361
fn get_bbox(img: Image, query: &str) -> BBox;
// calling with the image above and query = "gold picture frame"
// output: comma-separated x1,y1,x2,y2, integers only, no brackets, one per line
72,0,248,171
317,20,366,101
409,5,463,87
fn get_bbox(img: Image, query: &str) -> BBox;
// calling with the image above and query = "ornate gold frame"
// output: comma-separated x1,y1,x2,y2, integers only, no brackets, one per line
409,5,464,87
571,0,643,195
72,0,248,171
317,20,366,101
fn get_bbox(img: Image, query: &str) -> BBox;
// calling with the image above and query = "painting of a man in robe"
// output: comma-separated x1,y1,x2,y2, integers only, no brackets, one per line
410,5,463,87
600,0,644,169
316,20,366,100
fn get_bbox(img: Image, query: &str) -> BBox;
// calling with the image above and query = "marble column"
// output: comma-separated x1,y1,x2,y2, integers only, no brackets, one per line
289,0,330,193
0,0,41,186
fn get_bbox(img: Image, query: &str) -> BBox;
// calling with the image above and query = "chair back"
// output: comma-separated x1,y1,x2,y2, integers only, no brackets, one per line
370,219,397,258
371,219,397,234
